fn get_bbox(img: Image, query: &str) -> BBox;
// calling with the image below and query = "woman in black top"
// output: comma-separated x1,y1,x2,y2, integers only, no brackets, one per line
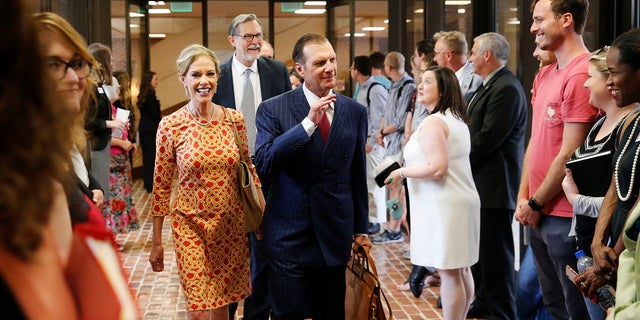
137,70,161,193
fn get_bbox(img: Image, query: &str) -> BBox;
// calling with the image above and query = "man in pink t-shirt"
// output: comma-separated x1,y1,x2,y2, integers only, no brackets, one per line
515,0,598,318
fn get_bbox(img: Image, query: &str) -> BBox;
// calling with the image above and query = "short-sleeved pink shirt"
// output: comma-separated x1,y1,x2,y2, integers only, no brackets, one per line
529,53,600,218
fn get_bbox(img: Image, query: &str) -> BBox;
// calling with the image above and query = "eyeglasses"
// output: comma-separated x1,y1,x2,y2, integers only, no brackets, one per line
434,50,454,56
233,32,264,42
46,58,91,80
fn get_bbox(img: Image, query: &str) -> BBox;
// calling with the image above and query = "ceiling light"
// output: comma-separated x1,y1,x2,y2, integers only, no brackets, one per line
148,1,166,5
345,33,366,37
362,27,385,31
445,1,471,5
129,12,144,17
294,9,326,14
130,24,140,28
415,9,424,14
458,8,466,13
149,33,166,38
304,1,326,5
148,8,171,14
384,19,389,24
507,18,520,25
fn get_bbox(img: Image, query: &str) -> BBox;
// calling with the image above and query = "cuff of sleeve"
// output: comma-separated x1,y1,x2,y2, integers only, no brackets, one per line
302,117,316,137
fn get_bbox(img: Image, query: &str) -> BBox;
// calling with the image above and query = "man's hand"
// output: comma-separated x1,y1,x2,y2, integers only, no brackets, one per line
515,198,541,227
354,234,372,251
307,94,336,125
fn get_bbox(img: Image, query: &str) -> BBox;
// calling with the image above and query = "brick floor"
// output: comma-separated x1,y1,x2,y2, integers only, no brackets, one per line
120,178,480,319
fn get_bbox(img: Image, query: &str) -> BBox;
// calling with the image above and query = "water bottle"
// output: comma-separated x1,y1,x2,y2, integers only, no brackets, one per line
574,250,616,310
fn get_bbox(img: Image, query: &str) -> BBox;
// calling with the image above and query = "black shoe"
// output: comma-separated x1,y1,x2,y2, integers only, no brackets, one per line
409,265,430,298
466,300,490,319
367,222,381,234
436,295,442,308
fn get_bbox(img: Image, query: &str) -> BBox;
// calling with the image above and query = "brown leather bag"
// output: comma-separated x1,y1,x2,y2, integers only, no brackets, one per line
345,245,393,320
226,108,265,232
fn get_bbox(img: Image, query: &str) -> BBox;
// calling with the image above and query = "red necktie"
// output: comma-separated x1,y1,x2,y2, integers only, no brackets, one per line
318,112,330,143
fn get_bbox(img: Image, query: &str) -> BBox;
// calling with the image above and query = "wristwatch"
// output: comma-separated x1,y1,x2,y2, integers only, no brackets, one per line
528,197,544,211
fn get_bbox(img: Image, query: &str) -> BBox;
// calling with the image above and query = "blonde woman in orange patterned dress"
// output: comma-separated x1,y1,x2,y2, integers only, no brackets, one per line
149,44,259,320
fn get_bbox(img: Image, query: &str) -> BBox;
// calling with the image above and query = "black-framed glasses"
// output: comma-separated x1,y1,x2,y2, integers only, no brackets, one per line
233,32,264,42
46,58,91,80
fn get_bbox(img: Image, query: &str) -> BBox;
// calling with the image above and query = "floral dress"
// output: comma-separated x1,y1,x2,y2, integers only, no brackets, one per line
103,105,139,234
152,107,257,310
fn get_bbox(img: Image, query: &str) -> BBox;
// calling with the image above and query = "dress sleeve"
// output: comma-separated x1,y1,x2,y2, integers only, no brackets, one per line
151,116,177,216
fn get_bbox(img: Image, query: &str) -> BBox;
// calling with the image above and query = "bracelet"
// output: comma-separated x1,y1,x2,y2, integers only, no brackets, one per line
400,168,406,179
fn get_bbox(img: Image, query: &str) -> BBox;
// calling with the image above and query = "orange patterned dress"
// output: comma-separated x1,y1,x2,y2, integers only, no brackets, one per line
151,106,257,310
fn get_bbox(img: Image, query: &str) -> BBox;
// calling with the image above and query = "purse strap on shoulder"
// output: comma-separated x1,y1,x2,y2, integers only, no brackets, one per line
223,107,249,163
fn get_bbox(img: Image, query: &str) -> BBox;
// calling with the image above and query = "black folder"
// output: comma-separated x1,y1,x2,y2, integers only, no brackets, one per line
565,150,613,197
374,159,400,188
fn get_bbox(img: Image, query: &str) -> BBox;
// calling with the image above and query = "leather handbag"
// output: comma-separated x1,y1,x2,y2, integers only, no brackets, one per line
226,108,265,232
345,246,393,320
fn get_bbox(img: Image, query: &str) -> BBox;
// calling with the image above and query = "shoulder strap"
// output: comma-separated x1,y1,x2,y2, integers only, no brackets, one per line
397,79,415,100
367,82,386,108
223,108,249,162
366,82,385,107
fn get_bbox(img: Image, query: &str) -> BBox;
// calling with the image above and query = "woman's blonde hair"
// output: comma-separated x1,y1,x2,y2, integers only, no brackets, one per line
176,44,220,78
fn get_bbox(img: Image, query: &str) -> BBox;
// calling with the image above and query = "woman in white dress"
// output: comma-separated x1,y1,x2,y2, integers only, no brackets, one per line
384,66,480,320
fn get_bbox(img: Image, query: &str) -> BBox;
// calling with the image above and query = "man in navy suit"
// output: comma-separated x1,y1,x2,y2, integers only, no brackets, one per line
254,33,371,320
466,32,527,319
212,13,291,320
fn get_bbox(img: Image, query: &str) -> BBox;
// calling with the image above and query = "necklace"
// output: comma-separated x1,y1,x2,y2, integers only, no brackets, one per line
615,114,640,201
188,101,215,126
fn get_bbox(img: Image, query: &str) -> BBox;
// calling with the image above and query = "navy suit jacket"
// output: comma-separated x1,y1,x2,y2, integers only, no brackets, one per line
213,56,291,109
254,87,369,267
467,67,527,210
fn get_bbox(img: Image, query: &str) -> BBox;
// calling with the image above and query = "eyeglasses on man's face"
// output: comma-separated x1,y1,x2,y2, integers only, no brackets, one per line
434,50,454,56
234,32,264,42
46,58,91,80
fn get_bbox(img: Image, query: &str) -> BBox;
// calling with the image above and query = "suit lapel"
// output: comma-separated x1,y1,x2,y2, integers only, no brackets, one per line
257,58,271,99
467,68,506,114
222,61,236,109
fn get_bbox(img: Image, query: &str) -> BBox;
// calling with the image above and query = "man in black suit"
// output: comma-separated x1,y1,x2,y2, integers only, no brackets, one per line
465,32,527,319
254,33,370,320
212,13,291,320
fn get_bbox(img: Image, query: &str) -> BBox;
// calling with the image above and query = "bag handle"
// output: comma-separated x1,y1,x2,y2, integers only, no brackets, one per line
354,245,394,319
223,107,250,163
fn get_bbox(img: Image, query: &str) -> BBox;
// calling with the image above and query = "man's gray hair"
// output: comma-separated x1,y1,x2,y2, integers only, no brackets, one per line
228,14,261,36
473,32,509,65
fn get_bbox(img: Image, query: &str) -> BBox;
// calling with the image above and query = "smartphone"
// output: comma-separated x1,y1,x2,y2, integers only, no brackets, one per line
565,265,579,282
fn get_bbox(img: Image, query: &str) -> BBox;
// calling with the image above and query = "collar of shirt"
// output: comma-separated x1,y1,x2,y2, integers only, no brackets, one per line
455,60,470,82
231,54,258,74
231,55,261,108
302,84,334,123
482,65,505,86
